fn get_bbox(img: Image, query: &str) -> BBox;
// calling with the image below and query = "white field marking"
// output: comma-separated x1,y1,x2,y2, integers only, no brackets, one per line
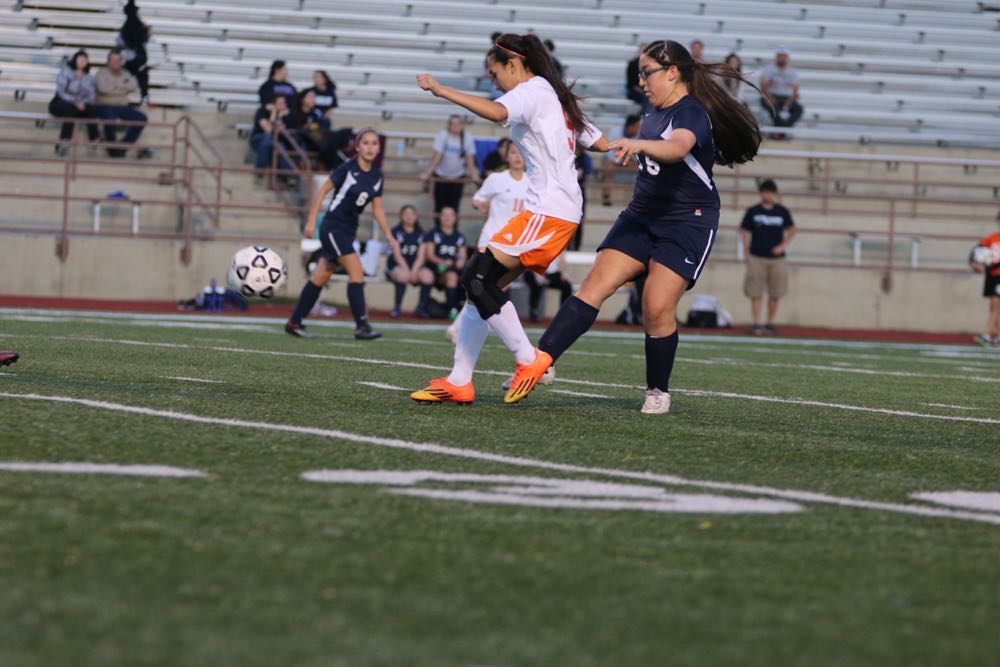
164,376,224,384
564,350,619,358
393,337,447,346
5,391,1000,526
920,403,982,411
33,335,1000,425
0,461,207,478
302,470,802,514
912,491,1000,514
357,381,408,391
1,313,279,334
0,371,15,377
551,389,612,399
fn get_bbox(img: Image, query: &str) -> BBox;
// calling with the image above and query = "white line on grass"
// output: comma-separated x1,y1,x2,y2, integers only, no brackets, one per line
357,381,408,391
0,461,207,478
164,376,224,384
920,403,981,411
674,356,1000,384
3,391,999,526
36,335,1000,426
551,389,612,399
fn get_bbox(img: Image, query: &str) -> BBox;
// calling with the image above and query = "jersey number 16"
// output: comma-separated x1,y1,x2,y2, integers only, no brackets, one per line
637,154,661,176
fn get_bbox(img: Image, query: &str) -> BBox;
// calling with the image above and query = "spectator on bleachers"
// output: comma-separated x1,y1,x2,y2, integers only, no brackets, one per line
258,60,297,110
759,46,803,128
249,96,292,179
292,89,335,168
600,113,641,206
94,48,148,159
689,39,705,64
49,49,100,155
481,31,504,97
721,53,748,106
480,136,512,177
740,179,796,335
421,114,479,216
302,70,338,119
118,0,151,104
625,43,648,108
544,39,565,80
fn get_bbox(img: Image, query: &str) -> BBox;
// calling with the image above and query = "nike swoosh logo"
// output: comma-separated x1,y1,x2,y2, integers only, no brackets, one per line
683,258,696,265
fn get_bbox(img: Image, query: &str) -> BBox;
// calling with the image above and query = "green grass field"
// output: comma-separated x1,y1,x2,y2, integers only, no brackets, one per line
1,308,999,667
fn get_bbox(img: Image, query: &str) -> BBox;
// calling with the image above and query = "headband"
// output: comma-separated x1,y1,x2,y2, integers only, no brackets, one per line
494,42,526,59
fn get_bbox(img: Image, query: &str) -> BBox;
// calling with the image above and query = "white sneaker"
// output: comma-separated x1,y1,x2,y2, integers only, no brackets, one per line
502,365,555,390
641,388,671,414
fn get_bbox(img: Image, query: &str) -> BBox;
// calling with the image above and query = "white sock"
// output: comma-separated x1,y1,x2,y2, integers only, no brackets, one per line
447,305,490,385
488,301,535,365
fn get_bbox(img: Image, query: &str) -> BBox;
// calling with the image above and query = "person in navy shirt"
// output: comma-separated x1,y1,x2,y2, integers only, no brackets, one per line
286,128,401,340
417,206,467,318
507,39,761,413
387,204,426,317
739,179,796,335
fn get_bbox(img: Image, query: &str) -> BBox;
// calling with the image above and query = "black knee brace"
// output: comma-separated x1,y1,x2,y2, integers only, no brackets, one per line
461,250,510,319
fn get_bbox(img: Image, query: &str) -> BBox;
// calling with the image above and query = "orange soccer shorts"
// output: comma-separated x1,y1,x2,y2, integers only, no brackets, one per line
486,210,578,274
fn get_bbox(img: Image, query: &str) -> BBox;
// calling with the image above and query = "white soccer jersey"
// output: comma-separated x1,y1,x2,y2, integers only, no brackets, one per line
496,76,602,223
472,170,529,248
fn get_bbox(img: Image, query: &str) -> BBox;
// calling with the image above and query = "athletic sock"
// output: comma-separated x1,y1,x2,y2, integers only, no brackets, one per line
487,300,535,365
346,282,368,328
418,284,431,311
645,330,679,392
445,286,458,311
393,282,406,310
538,296,599,363
290,281,322,325
447,305,490,386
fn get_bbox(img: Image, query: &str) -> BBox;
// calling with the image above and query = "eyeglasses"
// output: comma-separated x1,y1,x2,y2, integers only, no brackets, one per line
638,65,672,81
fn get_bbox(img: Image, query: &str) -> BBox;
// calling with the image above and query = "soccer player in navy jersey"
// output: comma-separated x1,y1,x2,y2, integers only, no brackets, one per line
416,206,467,319
285,128,401,340
386,204,426,318
506,40,761,413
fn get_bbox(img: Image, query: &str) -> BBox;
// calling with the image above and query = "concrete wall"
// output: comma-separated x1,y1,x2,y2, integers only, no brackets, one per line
2,233,987,332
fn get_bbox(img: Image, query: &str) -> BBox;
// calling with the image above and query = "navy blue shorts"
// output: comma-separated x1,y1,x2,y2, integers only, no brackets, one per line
598,208,719,289
385,257,417,281
318,223,356,262
984,273,1000,298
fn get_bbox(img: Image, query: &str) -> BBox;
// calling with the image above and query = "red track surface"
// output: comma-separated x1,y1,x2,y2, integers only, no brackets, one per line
0,294,979,345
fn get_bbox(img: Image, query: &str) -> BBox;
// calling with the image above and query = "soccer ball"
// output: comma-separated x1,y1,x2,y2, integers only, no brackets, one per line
228,245,287,298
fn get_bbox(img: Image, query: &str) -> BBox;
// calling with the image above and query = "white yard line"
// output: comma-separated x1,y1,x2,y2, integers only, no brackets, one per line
551,389,612,399
3,391,999,526
920,403,981,411
357,381,408,391
19,334,1000,426
0,461,207,478
164,376,224,384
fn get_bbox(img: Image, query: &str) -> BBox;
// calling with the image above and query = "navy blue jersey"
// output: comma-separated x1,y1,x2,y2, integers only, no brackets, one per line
426,228,466,263
388,225,423,270
626,96,720,221
321,159,383,233
740,203,794,258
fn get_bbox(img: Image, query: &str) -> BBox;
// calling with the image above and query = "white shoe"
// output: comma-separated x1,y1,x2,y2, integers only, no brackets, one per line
502,365,555,390
446,321,459,343
641,388,671,414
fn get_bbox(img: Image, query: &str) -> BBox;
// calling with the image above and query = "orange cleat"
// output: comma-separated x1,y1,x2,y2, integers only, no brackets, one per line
410,377,475,405
504,349,553,404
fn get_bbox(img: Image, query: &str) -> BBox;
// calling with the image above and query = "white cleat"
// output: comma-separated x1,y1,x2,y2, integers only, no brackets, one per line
445,322,459,343
502,365,555,390
641,388,671,414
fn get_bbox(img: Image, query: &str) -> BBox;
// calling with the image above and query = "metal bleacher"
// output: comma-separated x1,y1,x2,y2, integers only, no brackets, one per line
0,0,998,146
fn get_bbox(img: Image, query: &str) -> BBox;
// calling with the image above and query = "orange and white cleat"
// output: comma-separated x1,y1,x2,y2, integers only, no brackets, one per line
504,348,553,404
410,377,475,405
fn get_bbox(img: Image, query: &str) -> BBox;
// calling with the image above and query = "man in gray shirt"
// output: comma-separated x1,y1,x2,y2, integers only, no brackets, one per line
94,48,148,158
759,46,803,128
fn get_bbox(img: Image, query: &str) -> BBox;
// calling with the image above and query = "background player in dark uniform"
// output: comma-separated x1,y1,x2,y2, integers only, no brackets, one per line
739,179,796,335
416,206,467,319
506,39,761,412
286,128,401,340
969,211,1000,347
387,204,426,318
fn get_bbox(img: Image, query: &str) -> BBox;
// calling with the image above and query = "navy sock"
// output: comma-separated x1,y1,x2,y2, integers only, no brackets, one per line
445,286,458,311
645,331,679,392
538,296,599,363
347,282,367,328
418,285,431,310
290,281,322,325
393,282,406,310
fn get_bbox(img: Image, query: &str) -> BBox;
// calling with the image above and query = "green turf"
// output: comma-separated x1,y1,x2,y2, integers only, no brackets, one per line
1,310,999,666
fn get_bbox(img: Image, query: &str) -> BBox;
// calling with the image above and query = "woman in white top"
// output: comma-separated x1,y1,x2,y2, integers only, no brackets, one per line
411,33,609,405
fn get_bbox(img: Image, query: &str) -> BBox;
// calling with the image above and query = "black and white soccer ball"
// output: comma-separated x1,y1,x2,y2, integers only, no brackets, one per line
228,245,287,298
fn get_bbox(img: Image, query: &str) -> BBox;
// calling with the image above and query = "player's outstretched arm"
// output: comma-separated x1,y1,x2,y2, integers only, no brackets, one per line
416,74,507,123
371,197,402,261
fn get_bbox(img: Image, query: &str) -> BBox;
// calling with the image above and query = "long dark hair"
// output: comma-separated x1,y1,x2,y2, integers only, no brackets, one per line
67,49,90,73
398,204,422,233
314,69,336,92
643,40,760,167
488,33,589,136
268,60,287,81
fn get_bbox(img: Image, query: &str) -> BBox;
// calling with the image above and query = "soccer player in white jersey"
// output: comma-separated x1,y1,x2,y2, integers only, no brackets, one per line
411,33,609,404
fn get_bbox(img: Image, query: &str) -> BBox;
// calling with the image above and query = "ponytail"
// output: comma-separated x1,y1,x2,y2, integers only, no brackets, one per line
643,40,761,167
489,33,590,136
